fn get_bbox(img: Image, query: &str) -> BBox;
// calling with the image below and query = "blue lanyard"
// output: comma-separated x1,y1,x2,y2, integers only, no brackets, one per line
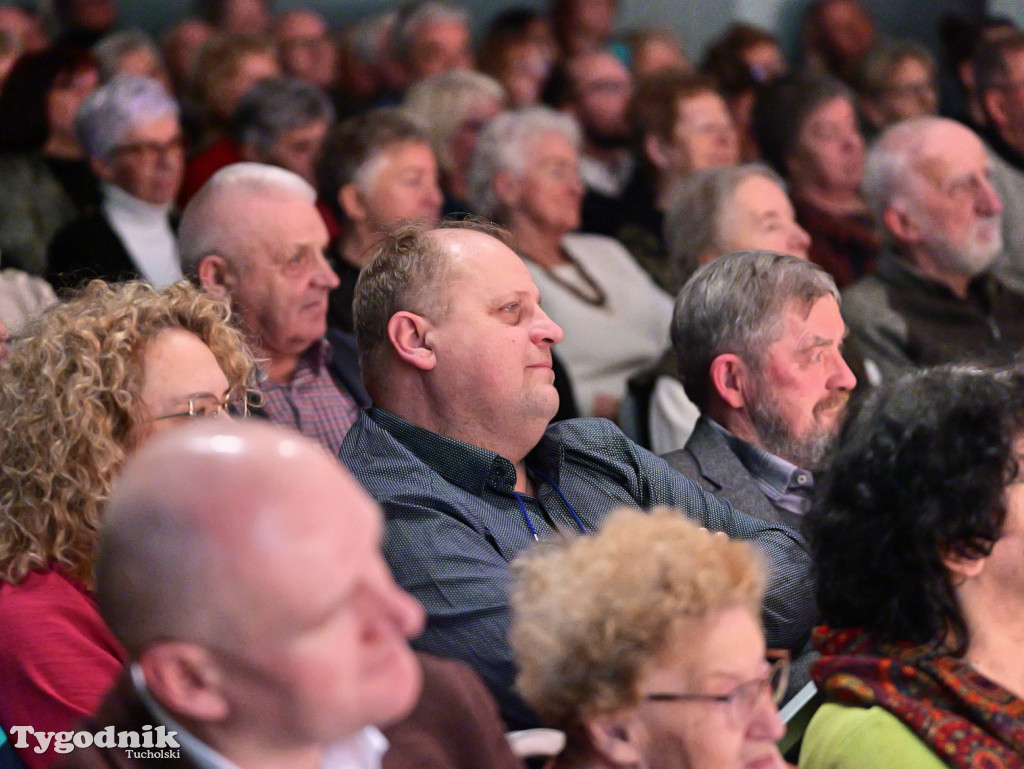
512,467,587,541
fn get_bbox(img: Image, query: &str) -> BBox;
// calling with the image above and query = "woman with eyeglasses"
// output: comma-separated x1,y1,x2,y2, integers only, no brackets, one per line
0,280,256,769
510,507,788,769
801,364,1024,769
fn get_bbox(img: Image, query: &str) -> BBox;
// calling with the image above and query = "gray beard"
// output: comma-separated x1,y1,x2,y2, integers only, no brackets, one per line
747,387,840,472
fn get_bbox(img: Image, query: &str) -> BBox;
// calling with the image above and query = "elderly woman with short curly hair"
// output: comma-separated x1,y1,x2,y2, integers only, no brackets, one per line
510,508,788,769
0,280,257,769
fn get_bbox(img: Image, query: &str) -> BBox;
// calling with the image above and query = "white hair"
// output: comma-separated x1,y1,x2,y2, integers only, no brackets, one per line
466,106,581,221
403,69,505,176
178,162,315,277
75,74,178,160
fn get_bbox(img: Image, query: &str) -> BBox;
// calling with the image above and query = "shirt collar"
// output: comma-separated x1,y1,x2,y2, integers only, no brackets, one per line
368,408,519,495
259,337,333,385
707,418,813,494
101,181,173,220
130,663,388,769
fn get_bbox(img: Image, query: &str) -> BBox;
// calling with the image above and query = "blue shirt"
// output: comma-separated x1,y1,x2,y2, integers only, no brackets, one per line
340,408,814,729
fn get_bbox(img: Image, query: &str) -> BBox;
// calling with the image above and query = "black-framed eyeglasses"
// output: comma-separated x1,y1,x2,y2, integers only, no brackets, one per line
150,387,248,421
642,649,789,727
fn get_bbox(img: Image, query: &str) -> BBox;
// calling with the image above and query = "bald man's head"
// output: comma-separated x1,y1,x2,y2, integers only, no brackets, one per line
98,420,424,748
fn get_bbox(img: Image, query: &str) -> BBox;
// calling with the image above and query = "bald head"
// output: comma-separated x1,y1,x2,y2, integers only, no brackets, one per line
863,116,1002,280
178,162,316,278
98,420,424,747
98,420,374,652
354,218,512,399
863,116,986,221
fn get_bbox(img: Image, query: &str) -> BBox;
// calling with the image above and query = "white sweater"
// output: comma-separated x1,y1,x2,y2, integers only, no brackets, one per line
527,232,674,416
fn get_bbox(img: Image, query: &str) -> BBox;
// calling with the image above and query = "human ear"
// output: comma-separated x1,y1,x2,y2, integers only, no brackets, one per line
196,255,235,300
882,202,920,244
493,169,521,209
585,712,644,768
942,549,986,581
387,311,436,371
339,183,368,224
643,134,670,170
138,642,230,722
983,89,1009,131
89,155,115,183
709,353,749,410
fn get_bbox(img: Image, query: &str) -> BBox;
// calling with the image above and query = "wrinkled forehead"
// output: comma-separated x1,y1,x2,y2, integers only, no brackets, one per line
728,174,789,217
910,124,986,186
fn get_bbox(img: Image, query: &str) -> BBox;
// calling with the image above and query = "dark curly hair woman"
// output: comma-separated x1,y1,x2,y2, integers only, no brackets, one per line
800,364,1024,768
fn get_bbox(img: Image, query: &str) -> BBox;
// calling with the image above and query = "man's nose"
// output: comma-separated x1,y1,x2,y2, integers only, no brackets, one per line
829,349,858,391
533,307,564,345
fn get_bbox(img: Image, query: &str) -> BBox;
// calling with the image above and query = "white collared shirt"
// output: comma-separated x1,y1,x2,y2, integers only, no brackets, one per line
130,663,388,769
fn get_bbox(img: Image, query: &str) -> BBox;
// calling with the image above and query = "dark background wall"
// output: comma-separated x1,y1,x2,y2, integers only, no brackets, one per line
108,0,1000,64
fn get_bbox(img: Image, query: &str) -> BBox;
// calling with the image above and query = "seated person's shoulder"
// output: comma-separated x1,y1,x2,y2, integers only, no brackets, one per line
545,416,633,452
383,653,522,769
840,273,890,319
0,570,121,654
800,703,946,769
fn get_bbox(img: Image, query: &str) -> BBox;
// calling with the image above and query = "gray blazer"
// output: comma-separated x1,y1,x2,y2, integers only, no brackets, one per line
663,415,817,697
662,416,805,537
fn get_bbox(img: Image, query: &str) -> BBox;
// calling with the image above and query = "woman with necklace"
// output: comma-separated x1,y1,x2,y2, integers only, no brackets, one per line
467,106,673,421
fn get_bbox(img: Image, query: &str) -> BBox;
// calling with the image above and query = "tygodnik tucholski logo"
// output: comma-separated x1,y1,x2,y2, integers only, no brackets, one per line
9,724,181,758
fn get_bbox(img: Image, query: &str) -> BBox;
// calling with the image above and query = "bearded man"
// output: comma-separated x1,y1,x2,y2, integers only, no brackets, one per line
663,250,856,534
842,116,1024,385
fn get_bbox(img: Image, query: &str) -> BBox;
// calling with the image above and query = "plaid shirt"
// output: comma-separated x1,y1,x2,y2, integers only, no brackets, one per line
260,339,360,456
340,408,815,730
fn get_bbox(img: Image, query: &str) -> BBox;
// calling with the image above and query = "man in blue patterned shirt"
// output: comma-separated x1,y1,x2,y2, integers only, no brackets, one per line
340,220,815,729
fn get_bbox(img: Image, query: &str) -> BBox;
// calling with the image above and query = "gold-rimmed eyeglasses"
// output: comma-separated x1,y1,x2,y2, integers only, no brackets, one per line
150,387,248,421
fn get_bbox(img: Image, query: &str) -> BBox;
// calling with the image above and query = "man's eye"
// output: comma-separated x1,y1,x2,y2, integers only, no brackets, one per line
503,303,519,313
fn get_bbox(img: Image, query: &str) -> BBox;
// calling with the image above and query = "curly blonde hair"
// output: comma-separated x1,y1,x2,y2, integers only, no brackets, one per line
0,280,258,587
510,508,765,754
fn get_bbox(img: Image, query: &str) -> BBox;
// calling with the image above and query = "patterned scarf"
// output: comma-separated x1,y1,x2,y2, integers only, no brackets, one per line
811,626,1024,768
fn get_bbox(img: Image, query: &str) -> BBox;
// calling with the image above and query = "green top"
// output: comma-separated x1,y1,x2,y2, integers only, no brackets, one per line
799,703,948,769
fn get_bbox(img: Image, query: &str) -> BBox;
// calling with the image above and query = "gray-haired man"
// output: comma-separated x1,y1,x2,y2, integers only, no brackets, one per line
663,250,856,534
179,162,369,455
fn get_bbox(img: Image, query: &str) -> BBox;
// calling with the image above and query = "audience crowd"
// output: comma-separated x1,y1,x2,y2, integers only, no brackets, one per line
1,1,1023,768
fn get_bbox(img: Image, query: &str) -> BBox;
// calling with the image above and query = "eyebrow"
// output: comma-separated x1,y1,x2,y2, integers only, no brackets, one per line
799,335,837,350
495,289,535,304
